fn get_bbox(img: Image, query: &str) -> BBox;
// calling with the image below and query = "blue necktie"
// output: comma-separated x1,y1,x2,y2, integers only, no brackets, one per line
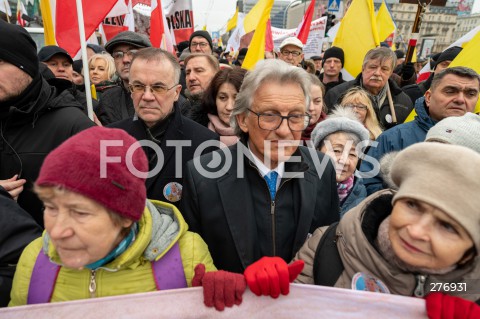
264,171,278,200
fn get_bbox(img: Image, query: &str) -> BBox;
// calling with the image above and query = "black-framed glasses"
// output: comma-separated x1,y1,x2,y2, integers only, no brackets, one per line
247,108,311,131
112,49,138,60
191,42,209,48
280,50,302,57
129,83,177,95
344,104,368,111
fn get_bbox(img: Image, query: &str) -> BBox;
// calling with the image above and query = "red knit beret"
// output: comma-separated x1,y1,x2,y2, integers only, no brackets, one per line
37,126,148,221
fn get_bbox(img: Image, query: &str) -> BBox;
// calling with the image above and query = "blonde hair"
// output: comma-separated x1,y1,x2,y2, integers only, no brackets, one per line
340,87,383,140
88,53,116,81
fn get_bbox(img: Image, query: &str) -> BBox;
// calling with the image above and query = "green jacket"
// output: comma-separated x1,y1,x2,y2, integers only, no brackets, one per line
9,200,215,306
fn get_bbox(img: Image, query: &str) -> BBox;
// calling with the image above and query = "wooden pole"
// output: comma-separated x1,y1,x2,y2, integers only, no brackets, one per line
405,1,428,63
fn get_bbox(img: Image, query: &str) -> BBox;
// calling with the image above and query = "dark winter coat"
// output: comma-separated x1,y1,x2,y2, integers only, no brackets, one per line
0,76,95,226
180,141,340,273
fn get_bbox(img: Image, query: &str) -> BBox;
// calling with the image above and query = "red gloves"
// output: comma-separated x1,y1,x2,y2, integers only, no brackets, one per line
192,263,246,311
244,256,304,298
425,292,480,319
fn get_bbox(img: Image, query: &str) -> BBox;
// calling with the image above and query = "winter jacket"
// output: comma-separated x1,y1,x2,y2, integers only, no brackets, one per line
324,74,413,129
109,103,219,208
181,140,340,273
0,76,95,226
340,177,367,218
319,72,346,93
359,97,435,195
8,200,216,306
96,82,134,125
402,73,434,105
0,187,42,307
294,190,480,302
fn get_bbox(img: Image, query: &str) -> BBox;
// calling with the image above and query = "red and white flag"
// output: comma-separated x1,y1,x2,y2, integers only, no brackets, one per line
295,0,315,44
16,0,27,27
50,0,118,56
150,0,174,52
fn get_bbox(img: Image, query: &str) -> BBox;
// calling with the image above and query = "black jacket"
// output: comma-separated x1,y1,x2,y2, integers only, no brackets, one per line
109,103,219,208
0,76,95,226
324,74,414,129
319,72,346,92
0,187,42,307
96,82,134,125
180,141,340,273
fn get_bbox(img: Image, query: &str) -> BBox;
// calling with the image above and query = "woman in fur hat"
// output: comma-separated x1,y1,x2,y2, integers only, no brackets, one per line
310,107,370,217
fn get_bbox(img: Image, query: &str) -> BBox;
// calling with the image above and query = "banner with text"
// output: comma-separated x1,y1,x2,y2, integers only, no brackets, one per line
272,16,327,58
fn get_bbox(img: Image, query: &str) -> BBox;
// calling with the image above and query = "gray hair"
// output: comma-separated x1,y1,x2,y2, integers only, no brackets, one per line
230,59,311,135
430,66,480,92
362,47,396,72
131,47,181,84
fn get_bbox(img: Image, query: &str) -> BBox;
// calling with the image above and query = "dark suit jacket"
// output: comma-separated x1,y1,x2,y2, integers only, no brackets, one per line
180,142,340,273
109,103,219,208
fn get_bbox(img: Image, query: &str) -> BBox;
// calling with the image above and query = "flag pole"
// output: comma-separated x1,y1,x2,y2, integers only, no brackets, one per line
75,0,94,121
405,0,430,63
3,0,10,23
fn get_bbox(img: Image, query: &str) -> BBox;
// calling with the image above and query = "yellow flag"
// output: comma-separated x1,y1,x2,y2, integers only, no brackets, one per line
243,0,273,34
333,0,379,78
226,7,239,32
449,30,480,112
376,1,395,43
242,0,274,70
40,0,56,45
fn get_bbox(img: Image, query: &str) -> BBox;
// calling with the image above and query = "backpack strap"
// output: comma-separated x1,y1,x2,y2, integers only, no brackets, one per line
313,222,344,287
27,251,60,304
152,242,187,290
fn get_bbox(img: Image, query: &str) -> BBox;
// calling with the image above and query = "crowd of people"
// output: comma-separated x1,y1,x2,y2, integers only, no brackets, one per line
1,18,480,318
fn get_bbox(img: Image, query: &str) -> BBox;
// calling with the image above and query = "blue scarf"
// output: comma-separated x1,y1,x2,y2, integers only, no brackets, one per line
85,224,137,270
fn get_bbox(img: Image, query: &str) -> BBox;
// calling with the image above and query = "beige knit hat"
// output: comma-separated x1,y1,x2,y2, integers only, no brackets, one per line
391,142,480,251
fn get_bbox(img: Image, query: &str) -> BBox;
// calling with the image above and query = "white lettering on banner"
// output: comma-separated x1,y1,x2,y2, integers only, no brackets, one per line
0,284,427,318
272,16,327,58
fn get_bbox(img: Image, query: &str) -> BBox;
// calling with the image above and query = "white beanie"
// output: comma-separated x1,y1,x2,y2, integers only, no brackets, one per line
425,113,480,153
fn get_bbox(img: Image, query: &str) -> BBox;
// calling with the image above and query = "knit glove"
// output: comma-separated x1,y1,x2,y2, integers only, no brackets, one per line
425,292,480,319
244,256,304,298
401,62,416,81
192,263,247,311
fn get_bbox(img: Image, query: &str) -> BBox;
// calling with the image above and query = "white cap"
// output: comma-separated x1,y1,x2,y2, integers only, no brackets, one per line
279,37,304,50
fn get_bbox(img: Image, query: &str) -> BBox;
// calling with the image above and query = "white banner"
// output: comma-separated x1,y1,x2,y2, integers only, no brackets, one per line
162,0,194,43
272,16,327,59
0,284,427,318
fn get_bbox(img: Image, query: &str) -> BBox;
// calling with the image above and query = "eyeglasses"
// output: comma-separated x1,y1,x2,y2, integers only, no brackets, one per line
247,108,311,131
112,49,138,60
344,104,368,111
191,42,209,48
280,50,302,57
129,83,177,95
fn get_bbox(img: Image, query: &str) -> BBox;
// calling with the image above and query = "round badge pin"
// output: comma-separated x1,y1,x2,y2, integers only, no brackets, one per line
385,114,393,123
163,182,183,202
351,272,390,294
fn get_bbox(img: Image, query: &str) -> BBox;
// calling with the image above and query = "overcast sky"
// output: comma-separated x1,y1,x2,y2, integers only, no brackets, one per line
192,0,480,33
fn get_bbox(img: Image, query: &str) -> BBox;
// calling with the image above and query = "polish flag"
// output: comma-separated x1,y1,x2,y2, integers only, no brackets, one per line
54,0,118,56
150,0,175,53
295,0,315,44
16,0,27,27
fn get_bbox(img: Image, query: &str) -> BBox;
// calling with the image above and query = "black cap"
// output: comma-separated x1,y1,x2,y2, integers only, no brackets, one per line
0,19,39,78
322,46,345,67
87,44,105,54
72,60,83,74
394,50,405,59
189,30,213,51
310,55,322,61
104,31,152,54
38,45,74,64
434,46,462,69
